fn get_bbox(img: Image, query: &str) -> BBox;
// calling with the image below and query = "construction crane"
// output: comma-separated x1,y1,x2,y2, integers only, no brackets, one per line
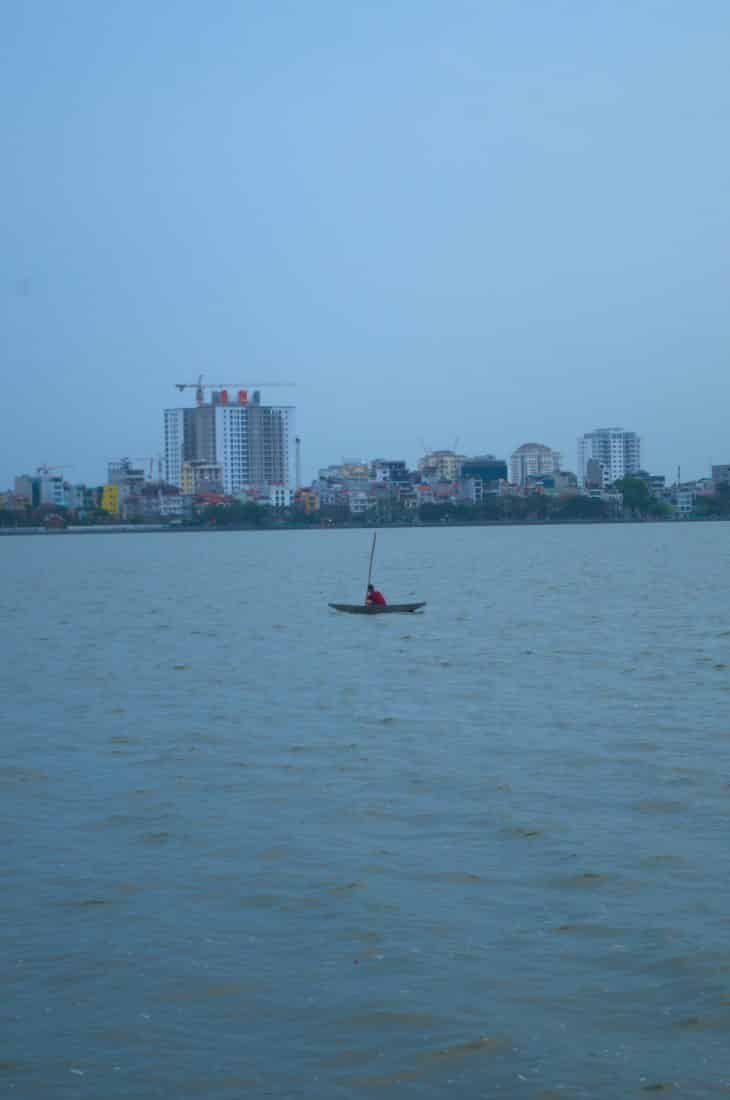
174,375,295,406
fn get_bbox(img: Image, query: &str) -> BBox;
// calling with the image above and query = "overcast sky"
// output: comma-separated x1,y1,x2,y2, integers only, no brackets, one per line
2,0,729,486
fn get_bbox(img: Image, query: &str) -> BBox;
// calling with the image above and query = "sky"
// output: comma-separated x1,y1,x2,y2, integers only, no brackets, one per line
2,0,729,487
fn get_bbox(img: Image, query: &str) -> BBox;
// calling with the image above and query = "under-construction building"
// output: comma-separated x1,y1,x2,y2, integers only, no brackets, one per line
163,389,295,495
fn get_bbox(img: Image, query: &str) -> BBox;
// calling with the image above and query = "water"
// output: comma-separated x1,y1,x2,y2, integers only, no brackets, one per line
2,523,730,1098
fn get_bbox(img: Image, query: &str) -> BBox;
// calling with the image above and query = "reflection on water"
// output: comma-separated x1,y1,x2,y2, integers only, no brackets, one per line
2,524,730,1098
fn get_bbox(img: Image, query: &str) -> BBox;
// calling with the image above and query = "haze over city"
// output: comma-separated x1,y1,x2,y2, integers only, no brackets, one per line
3,1,729,488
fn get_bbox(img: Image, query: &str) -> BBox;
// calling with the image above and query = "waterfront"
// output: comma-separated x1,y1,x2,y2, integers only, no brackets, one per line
2,524,730,1098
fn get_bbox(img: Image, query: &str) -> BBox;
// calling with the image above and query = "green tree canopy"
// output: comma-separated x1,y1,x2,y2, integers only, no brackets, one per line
613,477,651,516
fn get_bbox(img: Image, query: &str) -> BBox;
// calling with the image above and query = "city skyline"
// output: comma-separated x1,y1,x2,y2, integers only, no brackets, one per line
3,404,725,494
0,377,722,489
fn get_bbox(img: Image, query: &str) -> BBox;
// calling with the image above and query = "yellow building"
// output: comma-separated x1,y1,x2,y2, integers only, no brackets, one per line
100,484,119,514
417,450,466,481
296,488,320,514
180,461,223,495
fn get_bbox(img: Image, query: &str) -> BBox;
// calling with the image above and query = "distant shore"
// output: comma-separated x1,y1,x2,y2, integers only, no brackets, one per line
2,516,728,537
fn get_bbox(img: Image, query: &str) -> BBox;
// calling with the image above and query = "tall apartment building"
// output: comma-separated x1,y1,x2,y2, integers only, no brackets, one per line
509,443,561,486
164,391,295,495
577,428,640,486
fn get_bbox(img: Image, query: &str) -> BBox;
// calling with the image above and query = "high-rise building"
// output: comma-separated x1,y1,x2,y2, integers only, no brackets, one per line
509,443,561,486
163,409,185,487
577,428,640,486
164,391,295,494
215,401,294,495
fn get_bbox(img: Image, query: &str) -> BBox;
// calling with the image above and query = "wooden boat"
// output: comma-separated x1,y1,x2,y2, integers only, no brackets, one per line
330,533,425,615
329,602,426,615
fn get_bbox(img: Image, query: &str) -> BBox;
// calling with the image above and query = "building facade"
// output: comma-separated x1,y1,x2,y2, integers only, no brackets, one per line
509,443,561,487
14,472,68,508
180,461,224,495
460,455,508,488
577,428,640,486
417,451,466,481
163,409,185,487
164,392,295,495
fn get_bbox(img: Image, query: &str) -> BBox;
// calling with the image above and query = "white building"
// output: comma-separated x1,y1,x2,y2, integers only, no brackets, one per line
577,428,640,486
267,485,293,508
215,403,294,496
673,486,696,517
348,490,370,515
509,443,561,486
40,475,67,507
163,409,185,487
164,394,295,495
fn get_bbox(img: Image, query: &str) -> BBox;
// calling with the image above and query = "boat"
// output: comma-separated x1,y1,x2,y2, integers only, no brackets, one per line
329,532,425,614
329,602,426,615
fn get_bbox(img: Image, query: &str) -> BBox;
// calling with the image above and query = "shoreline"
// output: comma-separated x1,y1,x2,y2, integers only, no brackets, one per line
1,516,728,537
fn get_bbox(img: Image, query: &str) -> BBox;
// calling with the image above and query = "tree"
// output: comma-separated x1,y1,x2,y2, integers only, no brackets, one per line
695,483,730,518
202,501,268,527
613,476,652,518
554,494,609,521
419,502,457,524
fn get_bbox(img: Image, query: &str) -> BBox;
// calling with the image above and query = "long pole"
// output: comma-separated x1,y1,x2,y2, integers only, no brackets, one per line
366,531,377,599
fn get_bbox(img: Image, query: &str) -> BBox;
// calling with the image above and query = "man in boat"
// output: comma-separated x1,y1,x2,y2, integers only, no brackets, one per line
366,584,386,606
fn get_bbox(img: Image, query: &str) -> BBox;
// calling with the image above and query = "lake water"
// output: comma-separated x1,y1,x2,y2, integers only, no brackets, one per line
2,523,730,1098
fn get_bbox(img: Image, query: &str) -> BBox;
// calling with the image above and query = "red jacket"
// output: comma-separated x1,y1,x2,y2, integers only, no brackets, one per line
367,589,386,606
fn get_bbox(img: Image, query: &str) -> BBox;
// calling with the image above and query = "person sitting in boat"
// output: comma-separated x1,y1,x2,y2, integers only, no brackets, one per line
366,584,386,606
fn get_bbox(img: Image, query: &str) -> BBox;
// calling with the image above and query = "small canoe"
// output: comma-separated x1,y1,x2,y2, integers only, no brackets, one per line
329,602,426,615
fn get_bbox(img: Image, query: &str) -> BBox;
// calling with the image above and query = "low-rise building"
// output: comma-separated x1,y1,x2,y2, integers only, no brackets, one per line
672,485,696,517
694,478,716,498
15,471,69,509
268,485,292,508
100,484,120,514
584,458,609,489
125,484,188,521
395,487,419,511
417,451,466,481
586,488,623,514
348,490,370,515
294,488,320,513
315,484,341,508
371,459,411,484
180,461,224,496
460,455,509,488
455,478,483,504
319,461,369,482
